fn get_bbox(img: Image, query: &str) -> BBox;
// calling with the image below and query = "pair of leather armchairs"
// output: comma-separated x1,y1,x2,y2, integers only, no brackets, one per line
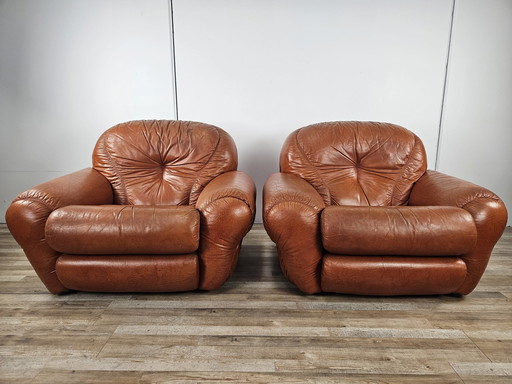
6,120,507,296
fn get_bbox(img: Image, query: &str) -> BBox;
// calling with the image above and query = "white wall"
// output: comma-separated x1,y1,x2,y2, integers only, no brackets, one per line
0,0,175,218
438,0,512,221
1,0,510,225
173,0,453,221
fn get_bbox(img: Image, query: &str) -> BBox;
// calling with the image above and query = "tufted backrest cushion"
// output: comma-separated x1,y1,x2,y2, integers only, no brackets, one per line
280,121,427,206
93,120,237,205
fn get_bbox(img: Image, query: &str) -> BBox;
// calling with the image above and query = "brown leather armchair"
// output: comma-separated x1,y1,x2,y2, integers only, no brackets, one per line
6,120,256,294
263,121,507,296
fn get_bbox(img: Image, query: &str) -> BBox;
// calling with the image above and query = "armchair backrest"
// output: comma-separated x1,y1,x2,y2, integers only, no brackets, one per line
93,120,237,205
280,121,427,206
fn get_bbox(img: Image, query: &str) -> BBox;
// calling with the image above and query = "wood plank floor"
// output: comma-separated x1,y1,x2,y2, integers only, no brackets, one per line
0,223,511,383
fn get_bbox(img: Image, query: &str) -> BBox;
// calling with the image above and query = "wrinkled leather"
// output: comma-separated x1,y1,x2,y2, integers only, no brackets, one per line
321,255,467,296
93,120,237,206
46,205,199,254
56,255,199,292
6,120,255,294
280,121,426,206
263,173,325,294
5,169,113,293
263,121,508,296
410,170,508,294
196,171,256,290
321,205,477,256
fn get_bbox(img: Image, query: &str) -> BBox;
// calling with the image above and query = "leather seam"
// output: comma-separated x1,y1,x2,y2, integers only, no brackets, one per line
13,196,54,213
264,200,324,221
197,195,253,214
391,134,420,206
100,131,129,204
294,129,332,206
189,126,222,205
460,195,503,210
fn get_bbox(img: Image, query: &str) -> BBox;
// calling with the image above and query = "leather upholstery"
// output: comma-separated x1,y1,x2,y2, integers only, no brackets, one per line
321,206,477,255
280,121,427,206
93,120,238,206
264,121,507,296
46,205,200,254
321,255,467,296
5,169,114,294
56,255,199,293
6,120,256,294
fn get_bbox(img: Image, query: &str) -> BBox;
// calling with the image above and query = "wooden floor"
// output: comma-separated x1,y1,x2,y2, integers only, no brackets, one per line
0,224,511,383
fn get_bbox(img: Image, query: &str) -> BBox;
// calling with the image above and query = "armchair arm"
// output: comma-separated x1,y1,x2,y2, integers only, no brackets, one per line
195,171,256,290
409,170,508,294
5,168,113,293
263,173,326,294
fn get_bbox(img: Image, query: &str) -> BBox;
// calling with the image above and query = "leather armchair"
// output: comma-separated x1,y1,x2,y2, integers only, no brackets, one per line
6,120,256,294
263,121,507,296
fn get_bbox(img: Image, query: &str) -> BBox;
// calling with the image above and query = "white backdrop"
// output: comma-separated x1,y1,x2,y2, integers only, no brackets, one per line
0,0,175,217
0,0,510,224
173,0,453,221
437,0,512,203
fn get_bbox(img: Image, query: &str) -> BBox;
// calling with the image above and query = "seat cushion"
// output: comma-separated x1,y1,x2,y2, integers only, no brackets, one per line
46,205,199,254
321,205,477,256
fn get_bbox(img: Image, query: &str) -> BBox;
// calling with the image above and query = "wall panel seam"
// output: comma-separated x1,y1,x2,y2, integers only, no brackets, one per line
168,0,179,119
435,0,456,171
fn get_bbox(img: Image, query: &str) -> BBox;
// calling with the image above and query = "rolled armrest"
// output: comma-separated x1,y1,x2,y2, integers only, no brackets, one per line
410,170,504,208
263,173,326,219
409,170,507,229
195,171,256,290
263,173,326,294
196,171,256,212
5,168,113,293
409,170,508,294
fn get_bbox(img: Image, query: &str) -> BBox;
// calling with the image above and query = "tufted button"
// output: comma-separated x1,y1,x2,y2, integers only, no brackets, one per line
92,120,238,205
280,121,427,206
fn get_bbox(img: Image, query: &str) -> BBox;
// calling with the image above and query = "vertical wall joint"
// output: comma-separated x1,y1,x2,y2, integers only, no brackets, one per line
435,0,456,171
168,0,179,119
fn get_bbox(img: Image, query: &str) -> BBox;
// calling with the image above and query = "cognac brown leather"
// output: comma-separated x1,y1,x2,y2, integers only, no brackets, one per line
93,120,237,206
5,169,114,294
6,120,256,294
280,121,427,206
195,171,257,290
321,205,477,256
56,255,199,292
263,121,508,296
321,255,467,296
46,205,199,254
